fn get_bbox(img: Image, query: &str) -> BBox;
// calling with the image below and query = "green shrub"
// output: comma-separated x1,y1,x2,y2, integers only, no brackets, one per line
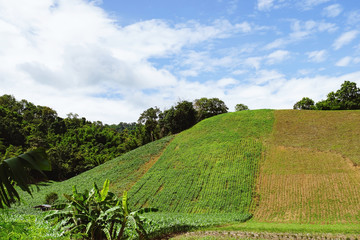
46,179,156,240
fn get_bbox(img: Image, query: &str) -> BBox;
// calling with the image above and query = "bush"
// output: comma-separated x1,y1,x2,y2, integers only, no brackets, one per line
46,179,156,240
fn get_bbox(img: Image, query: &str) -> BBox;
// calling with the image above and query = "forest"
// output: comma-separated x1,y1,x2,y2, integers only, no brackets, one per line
0,95,229,181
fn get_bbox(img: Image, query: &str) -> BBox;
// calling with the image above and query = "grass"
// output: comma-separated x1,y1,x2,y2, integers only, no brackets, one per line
145,212,253,239
253,109,360,224
16,135,173,210
0,209,73,240
210,221,360,235
272,110,360,165
128,110,274,213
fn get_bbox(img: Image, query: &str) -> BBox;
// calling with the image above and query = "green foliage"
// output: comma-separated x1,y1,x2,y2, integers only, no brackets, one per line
0,148,50,208
129,110,274,214
293,97,315,110
296,81,360,110
0,209,72,240
46,180,156,240
144,212,253,238
0,94,143,181
159,100,197,135
45,192,59,205
235,103,249,111
138,107,162,143
194,97,228,121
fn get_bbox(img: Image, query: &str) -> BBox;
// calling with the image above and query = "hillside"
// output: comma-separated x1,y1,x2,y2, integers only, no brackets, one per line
19,136,174,207
254,110,360,224
15,109,360,237
128,109,274,213
20,110,274,214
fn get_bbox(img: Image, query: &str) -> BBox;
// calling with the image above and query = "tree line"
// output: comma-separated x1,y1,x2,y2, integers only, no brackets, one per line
0,95,243,181
294,81,360,110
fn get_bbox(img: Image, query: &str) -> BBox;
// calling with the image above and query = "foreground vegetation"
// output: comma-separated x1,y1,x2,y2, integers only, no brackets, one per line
0,209,71,240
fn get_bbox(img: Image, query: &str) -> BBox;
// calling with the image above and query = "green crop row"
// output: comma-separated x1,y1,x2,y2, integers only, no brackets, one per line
128,110,274,214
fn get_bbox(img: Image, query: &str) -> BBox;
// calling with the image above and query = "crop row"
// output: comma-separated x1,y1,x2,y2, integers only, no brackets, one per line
128,138,263,213
254,145,360,224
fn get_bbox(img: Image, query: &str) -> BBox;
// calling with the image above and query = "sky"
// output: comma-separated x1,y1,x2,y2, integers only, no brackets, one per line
1,0,360,124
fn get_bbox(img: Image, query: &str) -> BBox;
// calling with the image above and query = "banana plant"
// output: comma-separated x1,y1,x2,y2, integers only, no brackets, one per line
46,179,157,240
0,148,51,208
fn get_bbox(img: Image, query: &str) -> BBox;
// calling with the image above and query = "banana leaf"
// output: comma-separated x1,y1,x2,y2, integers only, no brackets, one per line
0,148,50,208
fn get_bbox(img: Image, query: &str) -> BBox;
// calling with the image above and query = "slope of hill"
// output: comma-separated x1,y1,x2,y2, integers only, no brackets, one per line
128,110,274,213
254,110,360,224
14,109,360,238
19,136,174,208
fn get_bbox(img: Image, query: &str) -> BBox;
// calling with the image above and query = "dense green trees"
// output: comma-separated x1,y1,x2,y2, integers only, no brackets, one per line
235,103,249,111
0,95,230,181
294,81,360,111
159,100,197,136
194,97,228,121
293,97,315,110
0,95,142,180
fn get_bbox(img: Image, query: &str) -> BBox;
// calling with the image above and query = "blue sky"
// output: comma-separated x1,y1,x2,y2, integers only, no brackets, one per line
1,0,360,123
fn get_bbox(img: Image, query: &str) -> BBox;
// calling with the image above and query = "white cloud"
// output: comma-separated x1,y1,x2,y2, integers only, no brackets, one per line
307,50,327,62
265,20,337,50
0,0,252,123
177,50,238,77
244,57,263,69
333,30,359,50
266,50,290,64
257,0,274,11
300,0,331,10
322,4,343,18
335,56,352,67
225,71,360,111
290,20,337,40
264,38,287,50
347,10,360,25
226,0,238,14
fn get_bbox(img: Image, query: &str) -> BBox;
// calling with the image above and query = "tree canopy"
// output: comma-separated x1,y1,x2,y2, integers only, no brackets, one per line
194,97,228,121
235,104,249,111
293,97,315,110
0,94,231,181
294,81,360,111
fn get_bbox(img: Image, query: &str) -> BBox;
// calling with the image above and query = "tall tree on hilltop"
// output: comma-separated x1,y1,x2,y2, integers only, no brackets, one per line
159,100,197,135
293,97,315,110
138,107,161,142
194,97,228,121
235,103,249,111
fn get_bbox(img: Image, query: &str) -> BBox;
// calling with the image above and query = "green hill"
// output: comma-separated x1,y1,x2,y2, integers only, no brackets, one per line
14,109,360,237
128,109,274,213
20,109,274,214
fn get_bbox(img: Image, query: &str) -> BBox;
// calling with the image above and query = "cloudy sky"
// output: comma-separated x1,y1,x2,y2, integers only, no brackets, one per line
1,0,360,124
